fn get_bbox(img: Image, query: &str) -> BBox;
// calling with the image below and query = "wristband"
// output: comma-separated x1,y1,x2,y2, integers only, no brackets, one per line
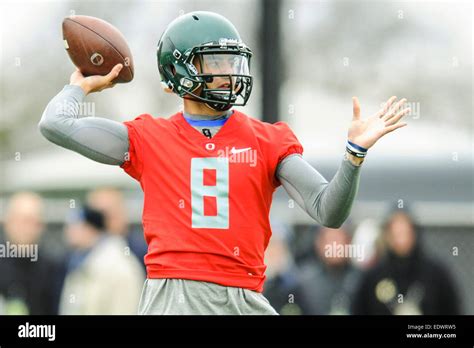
347,140,368,153
346,146,366,158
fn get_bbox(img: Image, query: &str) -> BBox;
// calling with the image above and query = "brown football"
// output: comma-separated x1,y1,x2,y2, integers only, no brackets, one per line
62,15,134,83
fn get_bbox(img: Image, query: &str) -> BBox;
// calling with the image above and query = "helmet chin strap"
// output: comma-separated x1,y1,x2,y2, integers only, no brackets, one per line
201,87,234,112
182,75,240,112
205,101,233,112
182,94,232,112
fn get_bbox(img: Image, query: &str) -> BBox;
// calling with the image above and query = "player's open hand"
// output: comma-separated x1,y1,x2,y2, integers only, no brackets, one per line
348,96,410,150
70,63,123,95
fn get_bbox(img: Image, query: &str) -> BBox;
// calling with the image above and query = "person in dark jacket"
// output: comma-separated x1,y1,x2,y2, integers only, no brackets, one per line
299,223,361,315
351,205,461,315
87,187,147,270
0,192,61,315
263,222,309,315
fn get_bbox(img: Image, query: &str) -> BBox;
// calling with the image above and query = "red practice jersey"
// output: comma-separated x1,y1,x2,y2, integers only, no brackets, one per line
121,110,303,292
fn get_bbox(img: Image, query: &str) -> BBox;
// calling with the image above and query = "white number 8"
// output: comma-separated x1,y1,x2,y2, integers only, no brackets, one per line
190,157,229,229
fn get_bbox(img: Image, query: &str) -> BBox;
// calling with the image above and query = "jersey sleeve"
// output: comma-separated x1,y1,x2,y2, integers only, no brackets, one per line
271,122,304,187
120,114,149,181
274,121,304,163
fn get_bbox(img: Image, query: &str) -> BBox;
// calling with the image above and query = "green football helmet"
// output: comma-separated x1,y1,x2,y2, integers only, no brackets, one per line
157,11,253,111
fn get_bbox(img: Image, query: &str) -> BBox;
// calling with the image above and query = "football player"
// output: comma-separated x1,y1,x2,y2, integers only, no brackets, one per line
39,11,410,314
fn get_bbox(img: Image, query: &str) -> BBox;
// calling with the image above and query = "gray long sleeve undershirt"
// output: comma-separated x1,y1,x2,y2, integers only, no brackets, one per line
39,85,362,228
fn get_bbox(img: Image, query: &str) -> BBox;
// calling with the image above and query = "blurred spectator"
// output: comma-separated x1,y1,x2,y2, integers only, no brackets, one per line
352,206,461,315
87,187,147,269
263,222,309,315
59,205,144,315
350,219,382,270
0,192,61,314
299,223,361,315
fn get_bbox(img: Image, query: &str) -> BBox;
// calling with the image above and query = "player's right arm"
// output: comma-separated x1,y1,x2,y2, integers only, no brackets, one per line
38,64,129,165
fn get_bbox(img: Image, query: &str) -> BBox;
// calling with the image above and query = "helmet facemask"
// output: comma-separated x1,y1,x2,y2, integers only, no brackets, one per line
194,51,252,111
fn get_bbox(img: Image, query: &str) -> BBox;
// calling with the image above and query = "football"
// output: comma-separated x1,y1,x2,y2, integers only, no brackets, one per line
62,15,134,83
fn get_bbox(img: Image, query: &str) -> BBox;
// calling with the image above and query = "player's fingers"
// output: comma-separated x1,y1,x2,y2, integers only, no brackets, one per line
383,98,407,121
104,64,123,82
352,97,361,120
385,108,410,126
378,96,397,118
383,121,407,135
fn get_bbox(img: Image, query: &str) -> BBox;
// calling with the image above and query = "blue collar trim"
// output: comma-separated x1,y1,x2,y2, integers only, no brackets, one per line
183,110,233,127
183,117,229,127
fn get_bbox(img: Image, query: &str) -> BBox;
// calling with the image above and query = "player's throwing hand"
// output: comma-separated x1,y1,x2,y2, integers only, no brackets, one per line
70,63,123,95
348,96,410,150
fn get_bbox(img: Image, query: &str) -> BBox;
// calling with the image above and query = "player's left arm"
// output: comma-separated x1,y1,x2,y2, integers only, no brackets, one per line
276,96,410,228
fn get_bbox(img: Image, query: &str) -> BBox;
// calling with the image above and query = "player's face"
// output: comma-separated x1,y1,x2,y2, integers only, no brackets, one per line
193,54,249,91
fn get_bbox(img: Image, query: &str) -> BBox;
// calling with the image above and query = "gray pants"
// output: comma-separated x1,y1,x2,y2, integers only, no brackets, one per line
138,278,279,315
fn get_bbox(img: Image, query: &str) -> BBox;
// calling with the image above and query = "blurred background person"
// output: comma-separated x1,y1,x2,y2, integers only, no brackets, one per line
0,192,61,315
87,187,147,269
351,205,461,315
350,219,383,271
59,204,144,315
263,222,309,315
298,223,361,315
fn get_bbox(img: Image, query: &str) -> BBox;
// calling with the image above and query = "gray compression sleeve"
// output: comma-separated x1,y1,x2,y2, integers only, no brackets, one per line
276,154,362,228
38,85,129,165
